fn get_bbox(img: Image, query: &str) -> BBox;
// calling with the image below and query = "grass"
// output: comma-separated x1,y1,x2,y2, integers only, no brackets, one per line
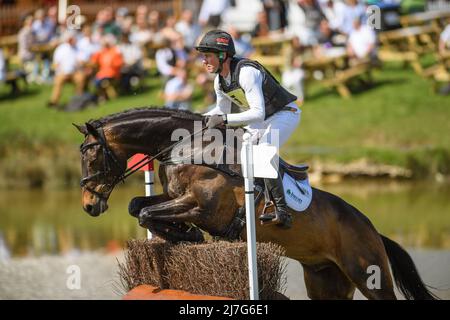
0,62,449,185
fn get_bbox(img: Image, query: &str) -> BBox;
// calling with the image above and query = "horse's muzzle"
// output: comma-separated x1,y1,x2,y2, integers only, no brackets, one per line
83,198,108,217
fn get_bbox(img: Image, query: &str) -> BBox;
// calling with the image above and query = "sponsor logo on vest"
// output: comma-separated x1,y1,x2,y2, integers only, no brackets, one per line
286,189,302,204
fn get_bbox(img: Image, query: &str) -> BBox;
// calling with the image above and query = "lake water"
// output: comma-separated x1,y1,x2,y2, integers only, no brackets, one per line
0,180,449,258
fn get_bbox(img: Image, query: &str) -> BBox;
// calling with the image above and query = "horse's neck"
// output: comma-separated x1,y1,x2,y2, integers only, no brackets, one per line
105,117,192,159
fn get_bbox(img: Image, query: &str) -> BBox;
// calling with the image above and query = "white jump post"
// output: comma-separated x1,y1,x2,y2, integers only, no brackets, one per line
241,133,279,301
241,133,259,300
144,161,154,240
128,154,154,240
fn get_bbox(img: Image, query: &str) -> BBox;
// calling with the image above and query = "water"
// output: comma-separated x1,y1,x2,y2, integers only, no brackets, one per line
0,181,449,257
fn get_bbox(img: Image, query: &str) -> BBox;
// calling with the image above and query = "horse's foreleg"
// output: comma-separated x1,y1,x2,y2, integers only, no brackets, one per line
137,194,204,243
145,220,204,243
128,194,172,217
138,194,199,226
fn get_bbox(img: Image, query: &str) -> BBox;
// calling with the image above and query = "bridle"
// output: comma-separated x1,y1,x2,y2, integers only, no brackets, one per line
80,124,209,200
79,127,125,200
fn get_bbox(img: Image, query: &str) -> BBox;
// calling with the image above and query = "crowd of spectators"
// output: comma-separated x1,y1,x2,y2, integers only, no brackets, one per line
0,0,449,108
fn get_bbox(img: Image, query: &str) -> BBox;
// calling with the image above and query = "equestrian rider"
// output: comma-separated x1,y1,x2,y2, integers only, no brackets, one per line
195,30,301,229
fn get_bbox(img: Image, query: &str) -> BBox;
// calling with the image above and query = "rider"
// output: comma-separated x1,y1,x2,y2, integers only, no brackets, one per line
195,30,301,229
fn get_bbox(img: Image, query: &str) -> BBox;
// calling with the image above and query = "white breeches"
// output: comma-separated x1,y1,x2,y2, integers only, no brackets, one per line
244,101,301,148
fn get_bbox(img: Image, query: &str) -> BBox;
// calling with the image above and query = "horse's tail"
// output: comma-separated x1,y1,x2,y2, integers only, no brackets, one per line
380,234,439,300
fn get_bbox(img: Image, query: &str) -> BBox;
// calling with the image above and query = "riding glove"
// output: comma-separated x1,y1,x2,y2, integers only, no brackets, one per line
205,114,227,129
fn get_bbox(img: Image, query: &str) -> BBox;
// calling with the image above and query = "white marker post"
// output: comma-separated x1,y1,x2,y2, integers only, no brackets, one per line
241,133,279,301
144,161,154,240
127,154,154,240
241,133,259,300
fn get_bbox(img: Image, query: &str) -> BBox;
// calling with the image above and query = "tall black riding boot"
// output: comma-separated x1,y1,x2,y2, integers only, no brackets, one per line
259,175,292,229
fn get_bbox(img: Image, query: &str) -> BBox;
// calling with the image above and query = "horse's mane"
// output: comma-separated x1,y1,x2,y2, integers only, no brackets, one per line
88,107,203,128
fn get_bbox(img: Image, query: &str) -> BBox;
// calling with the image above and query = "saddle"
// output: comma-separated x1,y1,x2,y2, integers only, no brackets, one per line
279,158,309,181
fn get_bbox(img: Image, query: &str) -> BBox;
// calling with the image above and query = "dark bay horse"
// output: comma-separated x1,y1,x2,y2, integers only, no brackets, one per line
76,107,437,300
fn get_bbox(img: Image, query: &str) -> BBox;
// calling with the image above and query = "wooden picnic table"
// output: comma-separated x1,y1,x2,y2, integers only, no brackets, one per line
250,34,292,68
30,43,57,55
0,35,18,49
302,51,373,99
422,50,450,92
400,9,450,30
378,25,440,74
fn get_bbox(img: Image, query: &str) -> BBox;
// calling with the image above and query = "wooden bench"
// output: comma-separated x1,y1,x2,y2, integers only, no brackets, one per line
400,9,450,31
422,51,450,92
302,51,373,98
321,60,372,99
378,25,440,75
250,34,292,70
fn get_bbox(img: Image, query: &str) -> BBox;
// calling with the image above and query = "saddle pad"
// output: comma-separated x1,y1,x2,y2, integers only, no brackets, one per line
283,173,313,212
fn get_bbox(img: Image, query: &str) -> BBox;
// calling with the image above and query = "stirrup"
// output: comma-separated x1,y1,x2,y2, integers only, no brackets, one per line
259,201,276,223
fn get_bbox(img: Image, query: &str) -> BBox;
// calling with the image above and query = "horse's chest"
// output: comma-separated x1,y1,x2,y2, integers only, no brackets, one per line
165,166,189,197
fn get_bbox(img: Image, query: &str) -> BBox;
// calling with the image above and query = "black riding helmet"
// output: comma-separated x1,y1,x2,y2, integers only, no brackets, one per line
195,30,235,74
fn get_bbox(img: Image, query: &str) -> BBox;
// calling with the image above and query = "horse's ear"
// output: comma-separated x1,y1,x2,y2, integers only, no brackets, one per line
85,122,99,138
72,123,88,135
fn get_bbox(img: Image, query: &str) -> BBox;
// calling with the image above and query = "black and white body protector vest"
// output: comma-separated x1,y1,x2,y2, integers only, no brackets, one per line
218,57,297,120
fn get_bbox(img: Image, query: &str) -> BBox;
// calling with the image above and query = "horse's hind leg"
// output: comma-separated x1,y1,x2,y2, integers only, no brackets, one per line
336,236,397,300
302,263,356,300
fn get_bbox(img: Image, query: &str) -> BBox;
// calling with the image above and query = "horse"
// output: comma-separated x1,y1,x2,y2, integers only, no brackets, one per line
75,107,437,300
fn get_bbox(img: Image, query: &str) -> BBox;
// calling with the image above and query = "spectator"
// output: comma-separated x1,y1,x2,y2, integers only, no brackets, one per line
282,37,309,99
251,11,271,37
18,15,34,64
0,49,6,83
76,24,100,86
77,25,100,65
46,6,58,41
228,26,254,58
317,19,340,49
115,7,130,31
32,8,56,44
282,54,305,100
198,0,230,28
18,15,36,83
48,31,86,108
155,36,187,80
92,7,121,40
439,24,450,54
90,34,124,100
164,69,193,110
322,0,346,31
175,9,202,50
262,0,288,32
347,17,376,61
160,16,180,42
148,10,164,45
130,14,153,46
297,0,327,45
135,4,148,21
102,7,122,38
341,0,366,35
118,32,144,93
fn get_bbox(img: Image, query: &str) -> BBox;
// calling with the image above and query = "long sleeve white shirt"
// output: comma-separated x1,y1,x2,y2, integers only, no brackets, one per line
204,66,266,126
